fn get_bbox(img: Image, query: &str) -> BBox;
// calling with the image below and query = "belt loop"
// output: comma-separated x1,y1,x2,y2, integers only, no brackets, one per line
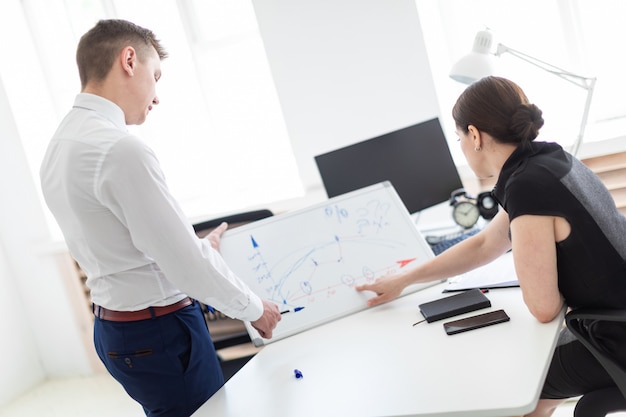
149,306,156,319
93,304,98,319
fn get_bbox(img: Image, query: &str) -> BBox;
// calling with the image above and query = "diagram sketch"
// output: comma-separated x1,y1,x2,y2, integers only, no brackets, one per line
219,182,436,345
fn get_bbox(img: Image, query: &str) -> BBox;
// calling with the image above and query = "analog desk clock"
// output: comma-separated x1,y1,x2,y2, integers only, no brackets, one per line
449,189,498,228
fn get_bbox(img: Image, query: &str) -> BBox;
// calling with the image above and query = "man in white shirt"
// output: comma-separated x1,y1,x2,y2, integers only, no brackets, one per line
40,19,280,417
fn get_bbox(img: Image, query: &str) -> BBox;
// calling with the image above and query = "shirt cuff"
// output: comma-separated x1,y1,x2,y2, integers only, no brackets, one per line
238,293,264,322
211,292,264,323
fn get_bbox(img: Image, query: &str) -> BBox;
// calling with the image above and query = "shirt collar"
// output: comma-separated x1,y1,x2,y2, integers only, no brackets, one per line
492,143,536,207
492,141,562,207
73,93,127,131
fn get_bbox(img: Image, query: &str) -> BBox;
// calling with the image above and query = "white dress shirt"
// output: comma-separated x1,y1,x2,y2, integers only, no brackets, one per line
40,93,263,321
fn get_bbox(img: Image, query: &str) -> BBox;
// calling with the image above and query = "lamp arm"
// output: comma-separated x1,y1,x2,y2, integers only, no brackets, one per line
495,43,595,91
495,43,596,156
570,77,596,156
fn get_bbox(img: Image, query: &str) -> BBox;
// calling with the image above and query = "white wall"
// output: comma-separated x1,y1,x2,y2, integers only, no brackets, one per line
252,0,441,191
0,72,92,406
0,240,43,404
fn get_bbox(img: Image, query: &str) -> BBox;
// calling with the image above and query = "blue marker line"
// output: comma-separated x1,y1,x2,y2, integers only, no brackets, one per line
280,306,305,315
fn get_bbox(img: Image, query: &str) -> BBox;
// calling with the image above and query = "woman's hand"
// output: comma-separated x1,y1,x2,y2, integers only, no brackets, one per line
355,273,408,307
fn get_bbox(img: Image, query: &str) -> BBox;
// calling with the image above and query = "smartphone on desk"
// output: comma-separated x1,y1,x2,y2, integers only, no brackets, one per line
443,309,510,335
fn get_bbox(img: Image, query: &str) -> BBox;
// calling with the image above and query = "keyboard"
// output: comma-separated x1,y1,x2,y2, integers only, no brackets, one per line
427,228,480,255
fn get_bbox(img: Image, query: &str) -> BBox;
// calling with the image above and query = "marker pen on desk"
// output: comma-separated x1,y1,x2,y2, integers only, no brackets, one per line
281,306,305,314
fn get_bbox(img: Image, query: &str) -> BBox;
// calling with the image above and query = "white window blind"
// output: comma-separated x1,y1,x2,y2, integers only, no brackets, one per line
416,0,626,164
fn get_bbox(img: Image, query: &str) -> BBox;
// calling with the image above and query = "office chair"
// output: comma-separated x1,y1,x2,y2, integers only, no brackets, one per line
565,308,626,417
193,209,274,380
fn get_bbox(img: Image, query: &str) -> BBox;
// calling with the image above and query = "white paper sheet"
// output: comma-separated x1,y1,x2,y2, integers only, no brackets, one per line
443,251,519,292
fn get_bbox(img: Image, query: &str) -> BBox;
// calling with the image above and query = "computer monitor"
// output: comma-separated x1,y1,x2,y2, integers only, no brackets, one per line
314,118,463,214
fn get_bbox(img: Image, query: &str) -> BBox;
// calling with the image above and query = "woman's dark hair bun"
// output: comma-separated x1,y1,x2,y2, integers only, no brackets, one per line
509,103,544,142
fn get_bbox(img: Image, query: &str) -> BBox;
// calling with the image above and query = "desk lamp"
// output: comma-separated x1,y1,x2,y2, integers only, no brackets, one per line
449,29,596,156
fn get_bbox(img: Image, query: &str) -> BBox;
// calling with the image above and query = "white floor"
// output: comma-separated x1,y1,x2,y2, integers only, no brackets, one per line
0,373,623,417
0,374,142,417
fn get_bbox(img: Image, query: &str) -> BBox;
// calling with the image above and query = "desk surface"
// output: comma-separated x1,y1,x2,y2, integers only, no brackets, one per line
194,262,563,417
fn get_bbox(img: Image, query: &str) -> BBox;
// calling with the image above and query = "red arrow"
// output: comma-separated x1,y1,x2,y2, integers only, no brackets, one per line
397,258,416,268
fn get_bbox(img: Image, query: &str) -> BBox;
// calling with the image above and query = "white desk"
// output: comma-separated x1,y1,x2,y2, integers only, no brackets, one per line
193,277,563,417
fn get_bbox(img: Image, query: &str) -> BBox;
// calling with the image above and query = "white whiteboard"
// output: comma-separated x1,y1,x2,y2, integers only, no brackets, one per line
219,182,436,346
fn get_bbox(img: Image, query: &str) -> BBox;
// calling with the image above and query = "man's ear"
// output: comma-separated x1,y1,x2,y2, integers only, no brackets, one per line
121,46,136,76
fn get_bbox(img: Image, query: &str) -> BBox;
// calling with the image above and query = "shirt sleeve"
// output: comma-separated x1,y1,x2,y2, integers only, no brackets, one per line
95,135,263,322
504,166,564,222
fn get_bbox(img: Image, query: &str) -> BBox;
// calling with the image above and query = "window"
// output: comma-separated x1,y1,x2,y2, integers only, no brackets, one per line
6,0,303,239
416,0,626,164
3,1,625,239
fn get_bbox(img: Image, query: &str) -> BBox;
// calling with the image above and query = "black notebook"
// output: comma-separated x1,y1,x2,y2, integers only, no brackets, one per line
418,288,491,323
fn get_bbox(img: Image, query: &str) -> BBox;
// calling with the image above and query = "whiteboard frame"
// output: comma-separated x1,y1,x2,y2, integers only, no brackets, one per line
219,181,438,346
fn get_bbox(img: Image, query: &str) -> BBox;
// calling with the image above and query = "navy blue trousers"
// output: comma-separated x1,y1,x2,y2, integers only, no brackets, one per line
94,301,224,417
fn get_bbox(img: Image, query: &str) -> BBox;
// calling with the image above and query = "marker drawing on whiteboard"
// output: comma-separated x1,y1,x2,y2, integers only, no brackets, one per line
281,306,305,315
294,369,303,379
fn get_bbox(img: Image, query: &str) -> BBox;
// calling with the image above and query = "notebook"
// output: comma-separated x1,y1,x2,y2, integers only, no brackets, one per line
418,288,491,323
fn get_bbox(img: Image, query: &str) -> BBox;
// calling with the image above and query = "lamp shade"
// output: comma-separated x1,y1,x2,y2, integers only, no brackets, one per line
449,30,497,84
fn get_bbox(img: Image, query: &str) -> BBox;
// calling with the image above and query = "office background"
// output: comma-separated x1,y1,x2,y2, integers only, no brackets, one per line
1,0,625,408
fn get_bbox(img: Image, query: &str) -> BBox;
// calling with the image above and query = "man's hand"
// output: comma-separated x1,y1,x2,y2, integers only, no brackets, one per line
206,222,228,250
251,300,282,339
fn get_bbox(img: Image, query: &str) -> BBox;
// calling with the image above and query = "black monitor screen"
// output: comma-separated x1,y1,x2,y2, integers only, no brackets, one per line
314,118,463,214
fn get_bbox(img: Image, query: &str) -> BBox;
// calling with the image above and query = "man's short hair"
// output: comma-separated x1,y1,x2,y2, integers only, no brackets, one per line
76,19,168,88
